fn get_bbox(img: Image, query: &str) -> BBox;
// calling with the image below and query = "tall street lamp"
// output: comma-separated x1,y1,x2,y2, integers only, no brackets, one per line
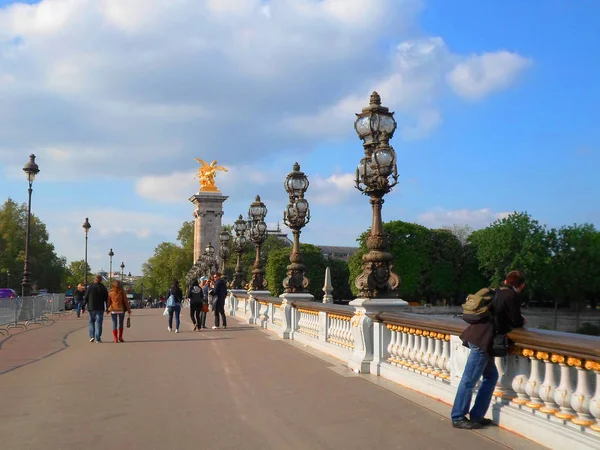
108,248,114,286
282,162,311,293
354,91,400,299
82,218,91,287
231,215,248,289
248,195,268,291
219,229,231,279
22,154,40,298
120,262,125,282
140,280,144,304
204,243,217,276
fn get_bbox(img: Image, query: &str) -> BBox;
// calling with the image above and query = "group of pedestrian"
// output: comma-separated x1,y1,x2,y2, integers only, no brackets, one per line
165,272,228,333
79,275,132,344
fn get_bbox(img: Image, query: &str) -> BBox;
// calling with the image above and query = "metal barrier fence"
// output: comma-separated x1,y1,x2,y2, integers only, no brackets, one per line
0,294,67,335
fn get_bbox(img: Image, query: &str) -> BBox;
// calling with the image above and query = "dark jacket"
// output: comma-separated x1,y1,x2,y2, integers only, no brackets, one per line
460,286,525,354
187,284,204,305
74,290,85,303
84,282,108,311
213,278,228,302
167,286,183,305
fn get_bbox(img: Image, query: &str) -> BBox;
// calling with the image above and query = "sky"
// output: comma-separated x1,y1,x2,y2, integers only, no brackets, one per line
1,0,599,275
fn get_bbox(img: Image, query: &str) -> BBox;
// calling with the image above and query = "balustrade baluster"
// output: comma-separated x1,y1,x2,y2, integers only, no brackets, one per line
538,353,560,414
398,328,409,366
553,354,577,421
511,353,531,406
586,361,600,432
418,330,428,372
424,332,435,374
525,350,544,410
409,331,419,369
441,336,451,379
431,334,443,377
569,358,595,427
386,326,397,363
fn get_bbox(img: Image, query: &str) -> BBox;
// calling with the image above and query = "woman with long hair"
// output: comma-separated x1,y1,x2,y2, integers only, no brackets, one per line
106,280,131,343
166,279,183,333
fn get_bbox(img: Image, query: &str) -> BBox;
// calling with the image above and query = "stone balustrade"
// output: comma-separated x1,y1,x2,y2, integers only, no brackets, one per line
227,291,600,450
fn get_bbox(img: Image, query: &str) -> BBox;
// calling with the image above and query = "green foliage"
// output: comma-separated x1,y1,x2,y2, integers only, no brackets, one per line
327,257,353,300
0,198,67,293
266,244,328,299
225,235,288,287
141,221,194,297
64,260,94,289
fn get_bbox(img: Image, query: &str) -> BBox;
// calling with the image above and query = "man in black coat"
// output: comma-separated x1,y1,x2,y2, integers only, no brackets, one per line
211,272,228,329
84,275,109,343
451,270,526,429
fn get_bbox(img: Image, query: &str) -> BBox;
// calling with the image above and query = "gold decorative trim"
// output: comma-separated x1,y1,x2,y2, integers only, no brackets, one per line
584,360,600,371
536,351,549,360
522,348,535,358
511,398,528,405
554,412,574,420
329,313,351,322
571,418,595,427
567,357,582,368
591,424,600,432
525,402,543,409
539,406,558,414
551,354,565,364
298,308,319,316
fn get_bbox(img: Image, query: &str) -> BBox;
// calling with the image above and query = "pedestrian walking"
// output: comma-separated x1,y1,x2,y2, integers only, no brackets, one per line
83,274,108,343
106,280,132,343
211,272,228,330
199,276,210,329
451,270,526,429
166,279,183,333
187,278,204,331
74,283,85,318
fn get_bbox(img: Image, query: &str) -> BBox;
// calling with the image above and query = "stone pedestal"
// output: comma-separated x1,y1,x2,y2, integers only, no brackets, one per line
247,290,270,325
279,292,314,339
189,192,228,263
347,297,408,374
228,289,246,316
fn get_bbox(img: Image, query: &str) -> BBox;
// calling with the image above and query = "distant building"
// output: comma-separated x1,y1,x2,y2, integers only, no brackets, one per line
316,246,359,262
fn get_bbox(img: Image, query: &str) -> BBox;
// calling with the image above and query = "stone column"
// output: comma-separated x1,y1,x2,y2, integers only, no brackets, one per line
347,298,408,374
189,192,229,263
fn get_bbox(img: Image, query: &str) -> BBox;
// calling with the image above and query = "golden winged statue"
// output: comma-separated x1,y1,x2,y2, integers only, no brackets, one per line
194,158,228,192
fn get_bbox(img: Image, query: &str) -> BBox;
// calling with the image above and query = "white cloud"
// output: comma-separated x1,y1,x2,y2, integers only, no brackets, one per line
0,0,529,179
446,51,532,100
417,208,511,229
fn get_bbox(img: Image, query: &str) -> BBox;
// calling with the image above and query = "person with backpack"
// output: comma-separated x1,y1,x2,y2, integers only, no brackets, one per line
451,270,526,430
187,278,204,331
166,279,183,333
211,272,228,330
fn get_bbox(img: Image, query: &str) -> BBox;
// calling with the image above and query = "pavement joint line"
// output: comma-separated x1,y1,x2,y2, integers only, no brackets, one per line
230,315,545,450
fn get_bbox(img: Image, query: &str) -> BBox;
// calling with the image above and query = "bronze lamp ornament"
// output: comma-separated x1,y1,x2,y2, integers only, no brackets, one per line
248,195,268,291
282,162,311,293
354,92,400,299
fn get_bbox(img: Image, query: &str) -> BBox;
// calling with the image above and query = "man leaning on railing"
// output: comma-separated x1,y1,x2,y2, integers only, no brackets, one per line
451,270,526,430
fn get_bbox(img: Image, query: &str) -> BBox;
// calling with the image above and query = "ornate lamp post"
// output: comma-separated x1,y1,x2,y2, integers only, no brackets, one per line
282,162,311,293
108,248,114,286
219,229,231,277
82,218,91,286
205,243,217,276
120,262,125,283
231,215,248,289
248,195,268,291
22,154,40,298
353,91,400,299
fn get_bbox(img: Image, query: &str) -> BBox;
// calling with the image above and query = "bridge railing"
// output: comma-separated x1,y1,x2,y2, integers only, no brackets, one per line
0,294,67,335
227,290,600,450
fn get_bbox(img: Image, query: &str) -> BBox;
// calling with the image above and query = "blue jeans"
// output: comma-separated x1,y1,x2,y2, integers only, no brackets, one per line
111,313,125,330
75,302,82,317
88,310,104,341
451,343,499,422
168,304,181,330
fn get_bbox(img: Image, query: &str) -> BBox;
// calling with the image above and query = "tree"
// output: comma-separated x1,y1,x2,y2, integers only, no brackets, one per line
469,212,552,302
327,257,353,301
0,198,67,293
64,260,93,289
266,244,328,299
442,224,473,246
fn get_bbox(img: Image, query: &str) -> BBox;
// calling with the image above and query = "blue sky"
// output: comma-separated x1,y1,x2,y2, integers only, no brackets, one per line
0,0,598,275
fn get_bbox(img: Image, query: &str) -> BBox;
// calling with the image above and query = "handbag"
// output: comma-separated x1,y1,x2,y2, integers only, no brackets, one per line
202,303,209,313
166,293,176,307
126,316,131,328
163,307,169,316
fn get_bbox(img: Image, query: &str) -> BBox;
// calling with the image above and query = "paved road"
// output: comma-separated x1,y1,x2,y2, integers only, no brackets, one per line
0,309,545,450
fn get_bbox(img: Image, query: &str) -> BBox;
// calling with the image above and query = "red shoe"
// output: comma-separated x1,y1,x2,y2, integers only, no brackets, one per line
118,328,125,343
112,329,119,343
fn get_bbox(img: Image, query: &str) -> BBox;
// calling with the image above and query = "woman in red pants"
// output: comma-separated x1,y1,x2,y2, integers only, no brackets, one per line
106,280,131,343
